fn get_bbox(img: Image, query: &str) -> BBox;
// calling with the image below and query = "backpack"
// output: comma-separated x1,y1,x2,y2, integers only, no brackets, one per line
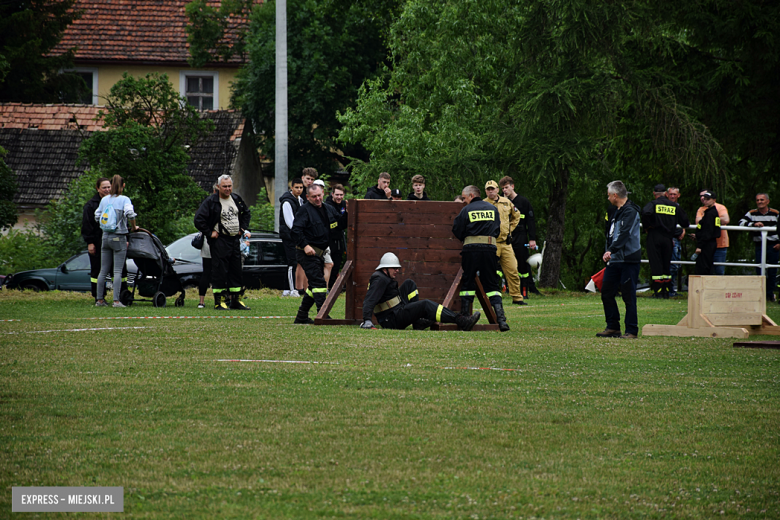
100,200,117,232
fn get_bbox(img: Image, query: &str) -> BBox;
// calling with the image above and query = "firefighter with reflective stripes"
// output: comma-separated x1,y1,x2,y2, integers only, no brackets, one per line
291,184,341,324
452,185,510,331
695,191,722,275
359,253,481,331
641,184,689,298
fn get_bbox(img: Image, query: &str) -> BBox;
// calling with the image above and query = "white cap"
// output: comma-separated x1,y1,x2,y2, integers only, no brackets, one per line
313,179,325,187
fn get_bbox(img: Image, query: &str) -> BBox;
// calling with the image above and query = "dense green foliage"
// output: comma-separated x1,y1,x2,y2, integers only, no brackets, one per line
248,187,275,232
232,0,401,176
0,0,86,103
185,0,254,67
0,147,18,230
79,73,214,245
339,0,779,289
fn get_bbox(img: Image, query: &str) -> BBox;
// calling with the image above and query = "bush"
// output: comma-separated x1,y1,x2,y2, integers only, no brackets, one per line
0,227,61,274
248,187,274,232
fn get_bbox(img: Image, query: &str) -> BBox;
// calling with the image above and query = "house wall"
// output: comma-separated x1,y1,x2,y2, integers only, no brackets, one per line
93,65,240,109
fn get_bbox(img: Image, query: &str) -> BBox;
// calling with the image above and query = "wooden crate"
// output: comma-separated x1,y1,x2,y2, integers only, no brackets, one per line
642,275,779,338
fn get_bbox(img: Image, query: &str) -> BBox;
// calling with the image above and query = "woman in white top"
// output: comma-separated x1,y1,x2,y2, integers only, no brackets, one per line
94,175,138,307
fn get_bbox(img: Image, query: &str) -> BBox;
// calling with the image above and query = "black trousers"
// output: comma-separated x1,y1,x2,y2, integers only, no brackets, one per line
296,249,328,316
460,249,503,314
327,243,346,289
209,235,243,294
647,232,673,293
199,257,212,297
695,241,717,275
377,279,457,329
88,244,128,299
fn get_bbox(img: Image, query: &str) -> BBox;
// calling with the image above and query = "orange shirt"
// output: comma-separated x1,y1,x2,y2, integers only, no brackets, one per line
696,203,729,248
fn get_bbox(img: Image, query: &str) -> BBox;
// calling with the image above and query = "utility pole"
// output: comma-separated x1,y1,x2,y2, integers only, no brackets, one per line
274,0,288,232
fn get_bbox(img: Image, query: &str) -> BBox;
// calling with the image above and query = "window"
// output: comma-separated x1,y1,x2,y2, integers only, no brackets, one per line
181,71,219,110
60,68,98,104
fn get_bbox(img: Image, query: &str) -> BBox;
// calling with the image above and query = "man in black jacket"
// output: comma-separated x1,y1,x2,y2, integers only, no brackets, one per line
360,253,480,331
452,185,509,331
407,174,431,201
695,191,722,275
291,184,341,324
641,184,689,299
194,175,251,310
81,177,129,301
279,178,304,296
324,184,348,289
364,172,392,200
500,175,541,298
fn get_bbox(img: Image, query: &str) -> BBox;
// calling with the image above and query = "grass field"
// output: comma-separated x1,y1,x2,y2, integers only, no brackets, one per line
1,288,779,519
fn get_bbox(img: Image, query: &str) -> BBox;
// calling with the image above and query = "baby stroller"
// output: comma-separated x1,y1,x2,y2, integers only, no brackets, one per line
120,229,185,307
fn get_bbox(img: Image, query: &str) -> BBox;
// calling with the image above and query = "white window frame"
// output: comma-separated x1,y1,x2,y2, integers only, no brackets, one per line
62,67,99,105
180,70,219,111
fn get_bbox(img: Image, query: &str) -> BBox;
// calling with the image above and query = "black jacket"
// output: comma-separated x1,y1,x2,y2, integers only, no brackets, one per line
279,190,302,241
508,194,536,244
291,202,341,251
606,200,642,263
324,195,348,251
193,193,250,236
641,196,689,239
452,197,500,251
696,206,722,246
406,191,431,201
81,193,103,246
364,186,390,200
362,269,401,321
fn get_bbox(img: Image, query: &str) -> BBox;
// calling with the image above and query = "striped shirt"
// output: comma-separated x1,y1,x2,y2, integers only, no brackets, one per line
738,208,779,243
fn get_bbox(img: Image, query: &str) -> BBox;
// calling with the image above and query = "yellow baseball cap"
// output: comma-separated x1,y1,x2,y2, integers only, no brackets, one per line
485,180,499,190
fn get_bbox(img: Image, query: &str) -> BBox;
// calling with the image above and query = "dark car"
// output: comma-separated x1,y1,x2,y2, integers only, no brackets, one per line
2,251,135,292
154,231,288,290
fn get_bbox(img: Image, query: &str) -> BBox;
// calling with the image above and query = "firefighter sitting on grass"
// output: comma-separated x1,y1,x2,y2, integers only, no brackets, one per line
359,253,481,331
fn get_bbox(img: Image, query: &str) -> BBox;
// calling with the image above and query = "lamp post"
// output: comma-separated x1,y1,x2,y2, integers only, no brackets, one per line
274,0,288,232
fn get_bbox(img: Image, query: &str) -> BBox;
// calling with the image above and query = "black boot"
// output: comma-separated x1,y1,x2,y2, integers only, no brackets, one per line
230,293,251,310
214,293,228,310
454,312,481,331
459,297,474,316
527,278,542,296
294,293,315,324
490,297,510,332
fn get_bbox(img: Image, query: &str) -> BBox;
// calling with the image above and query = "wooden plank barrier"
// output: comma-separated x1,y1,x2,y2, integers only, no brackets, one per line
642,275,780,339
315,200,499,330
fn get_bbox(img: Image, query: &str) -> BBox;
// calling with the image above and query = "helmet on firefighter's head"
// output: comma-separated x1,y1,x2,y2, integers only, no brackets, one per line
376,252,402,270
527,253,542,269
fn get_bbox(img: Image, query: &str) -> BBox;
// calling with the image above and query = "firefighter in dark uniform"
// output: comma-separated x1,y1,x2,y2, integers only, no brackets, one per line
452,185,510,332
291,184,341,324
641,184,689,298
695,191,722,275
359,253,481,331
194,175,251,310
499,176,541,298
81,176,128,301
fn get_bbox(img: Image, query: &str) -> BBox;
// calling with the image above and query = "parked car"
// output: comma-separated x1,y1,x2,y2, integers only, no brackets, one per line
157,231,288,290
2,251,135,292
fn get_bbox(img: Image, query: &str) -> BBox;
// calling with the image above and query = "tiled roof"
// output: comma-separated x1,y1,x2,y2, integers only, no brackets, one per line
0,104,250,206
0,103,105,132
53,0,258,65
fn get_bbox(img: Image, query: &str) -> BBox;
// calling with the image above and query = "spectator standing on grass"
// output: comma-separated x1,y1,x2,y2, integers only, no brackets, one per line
499,176,542,298
365,172,392,200
94,175,138,308
666,186,685,296
407,174,431,200
641,184,689,299
694,191,721,276
279,178,304,297
695,189,729,275
194,174,251,310
197,184,219,308
597,180,641,339
325,184,348,289
452,185,510,332
738,193,779,303
81,176,111,302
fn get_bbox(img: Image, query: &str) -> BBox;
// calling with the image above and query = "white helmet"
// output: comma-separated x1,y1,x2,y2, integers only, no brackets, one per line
527,253,542,269
376,252,402,270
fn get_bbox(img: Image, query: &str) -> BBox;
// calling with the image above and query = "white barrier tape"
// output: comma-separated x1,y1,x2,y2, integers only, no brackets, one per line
217,359,338,365
81,316,292,320
5,326,149,335
439,366,523,372
0,319,22,322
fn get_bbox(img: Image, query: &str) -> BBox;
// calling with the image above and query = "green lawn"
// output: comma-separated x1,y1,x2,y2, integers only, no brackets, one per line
1,289,779,518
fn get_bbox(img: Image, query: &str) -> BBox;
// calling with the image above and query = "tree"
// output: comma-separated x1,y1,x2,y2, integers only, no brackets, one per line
232,0,401,176
339,0,731,288
0,146,18,230
0,0,85,103
79,73,215,244
185,0,255,67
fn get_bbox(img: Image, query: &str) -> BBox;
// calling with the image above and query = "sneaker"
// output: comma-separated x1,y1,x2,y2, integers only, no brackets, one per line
113,301,126,308
290,290,300,297
512,300,527,306
282,290,290,297
95,300,108,307
596,328,621,338
293,317,314,325
620,333,638,339
197,303,205,309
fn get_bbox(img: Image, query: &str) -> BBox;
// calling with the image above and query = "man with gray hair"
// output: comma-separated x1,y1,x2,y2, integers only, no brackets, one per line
598,181,642,339
194,175,251,310
738,192,779,302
